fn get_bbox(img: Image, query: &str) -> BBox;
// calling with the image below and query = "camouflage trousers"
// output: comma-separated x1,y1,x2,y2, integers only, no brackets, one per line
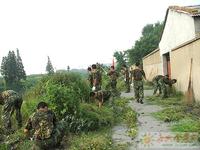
153,80,162,95
106,80,120,97
158,79,167,98
125,80,130,92
32,120,67,150
2,95,23,132
133,80,144,101
102,91,111,102
110,80,117,90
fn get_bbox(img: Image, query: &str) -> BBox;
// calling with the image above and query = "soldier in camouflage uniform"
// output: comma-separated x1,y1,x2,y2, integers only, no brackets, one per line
90,90,111,107
121,64,130,93
0,90,23,133
152,75,163,95
131,62,146,104
96,63,103,89
87,67,93,88
157,75,177,98
24,102,67,150
91,64,102,91
107,66,119,97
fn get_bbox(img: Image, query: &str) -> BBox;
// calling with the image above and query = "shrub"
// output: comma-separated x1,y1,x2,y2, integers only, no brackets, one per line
79,103,114,131
0,129,34,150
33,73,90,119
65,103,114,133
116,78,126,92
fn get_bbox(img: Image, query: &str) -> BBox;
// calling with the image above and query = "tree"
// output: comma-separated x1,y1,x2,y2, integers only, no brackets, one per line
113,51,127,71
67,65,70,72
46,56,54,75
0,50,26,91
16,48,26,80
127,22,164,65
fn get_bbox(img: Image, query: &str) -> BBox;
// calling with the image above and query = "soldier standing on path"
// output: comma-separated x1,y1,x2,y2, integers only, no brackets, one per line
121,64,130,93
0,90,23,134
87,67,93,88
107,66,119,97
91,64,102,91
131,62,146,104
24,102,68,150
96,63,103,90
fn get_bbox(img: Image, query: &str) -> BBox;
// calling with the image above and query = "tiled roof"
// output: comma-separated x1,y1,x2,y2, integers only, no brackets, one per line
169,5,200,16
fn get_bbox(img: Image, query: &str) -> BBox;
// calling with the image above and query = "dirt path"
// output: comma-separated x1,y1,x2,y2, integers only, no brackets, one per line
112,89,200,150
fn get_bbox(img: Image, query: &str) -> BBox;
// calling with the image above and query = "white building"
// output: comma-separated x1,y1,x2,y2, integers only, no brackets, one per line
143,5,200,102
159,5,200,76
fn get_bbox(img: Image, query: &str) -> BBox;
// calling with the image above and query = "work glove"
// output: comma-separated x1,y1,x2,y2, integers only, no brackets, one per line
92,86,96,91
131,83,133,87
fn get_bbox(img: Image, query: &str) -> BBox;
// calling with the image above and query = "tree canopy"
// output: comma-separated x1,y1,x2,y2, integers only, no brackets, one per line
127,22,163,65
113,51,127,71
46,56,54,75
0,49,26,91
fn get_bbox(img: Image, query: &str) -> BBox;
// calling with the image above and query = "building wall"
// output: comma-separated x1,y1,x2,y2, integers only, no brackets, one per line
171,38,200,102
143,50,162,81
159,9,196,55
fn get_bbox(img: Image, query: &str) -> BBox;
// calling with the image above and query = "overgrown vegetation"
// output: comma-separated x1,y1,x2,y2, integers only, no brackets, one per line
68,98,137,150
152,107,189,122
68,128,113,150
146,92,183,106
171,119,200,133
147,92,200,140
0,72,138,149
34,73,90,118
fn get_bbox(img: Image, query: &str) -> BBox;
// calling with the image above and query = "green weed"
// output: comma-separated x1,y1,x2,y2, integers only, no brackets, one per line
152,107,188,122
144,81,153,90
171,118,200,133
146,94,183,106
68,128,113,150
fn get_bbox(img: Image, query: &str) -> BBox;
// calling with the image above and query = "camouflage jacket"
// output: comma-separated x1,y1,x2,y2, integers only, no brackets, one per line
122,68,130,81
160,76,174,86
107,70,118,81
152,75,163,82
131,68,146,81
88,72,93,85
95,90,111,102
92,71,102,86
25,110,57,140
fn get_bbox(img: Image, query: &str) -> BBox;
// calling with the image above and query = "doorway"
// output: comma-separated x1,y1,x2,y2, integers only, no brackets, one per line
163,52,171,78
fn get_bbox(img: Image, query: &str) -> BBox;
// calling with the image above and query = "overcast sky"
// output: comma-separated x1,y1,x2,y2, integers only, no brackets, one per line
0,0,199,75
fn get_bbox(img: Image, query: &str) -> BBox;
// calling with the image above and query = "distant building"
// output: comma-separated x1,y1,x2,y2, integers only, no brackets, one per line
143,5,200,102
